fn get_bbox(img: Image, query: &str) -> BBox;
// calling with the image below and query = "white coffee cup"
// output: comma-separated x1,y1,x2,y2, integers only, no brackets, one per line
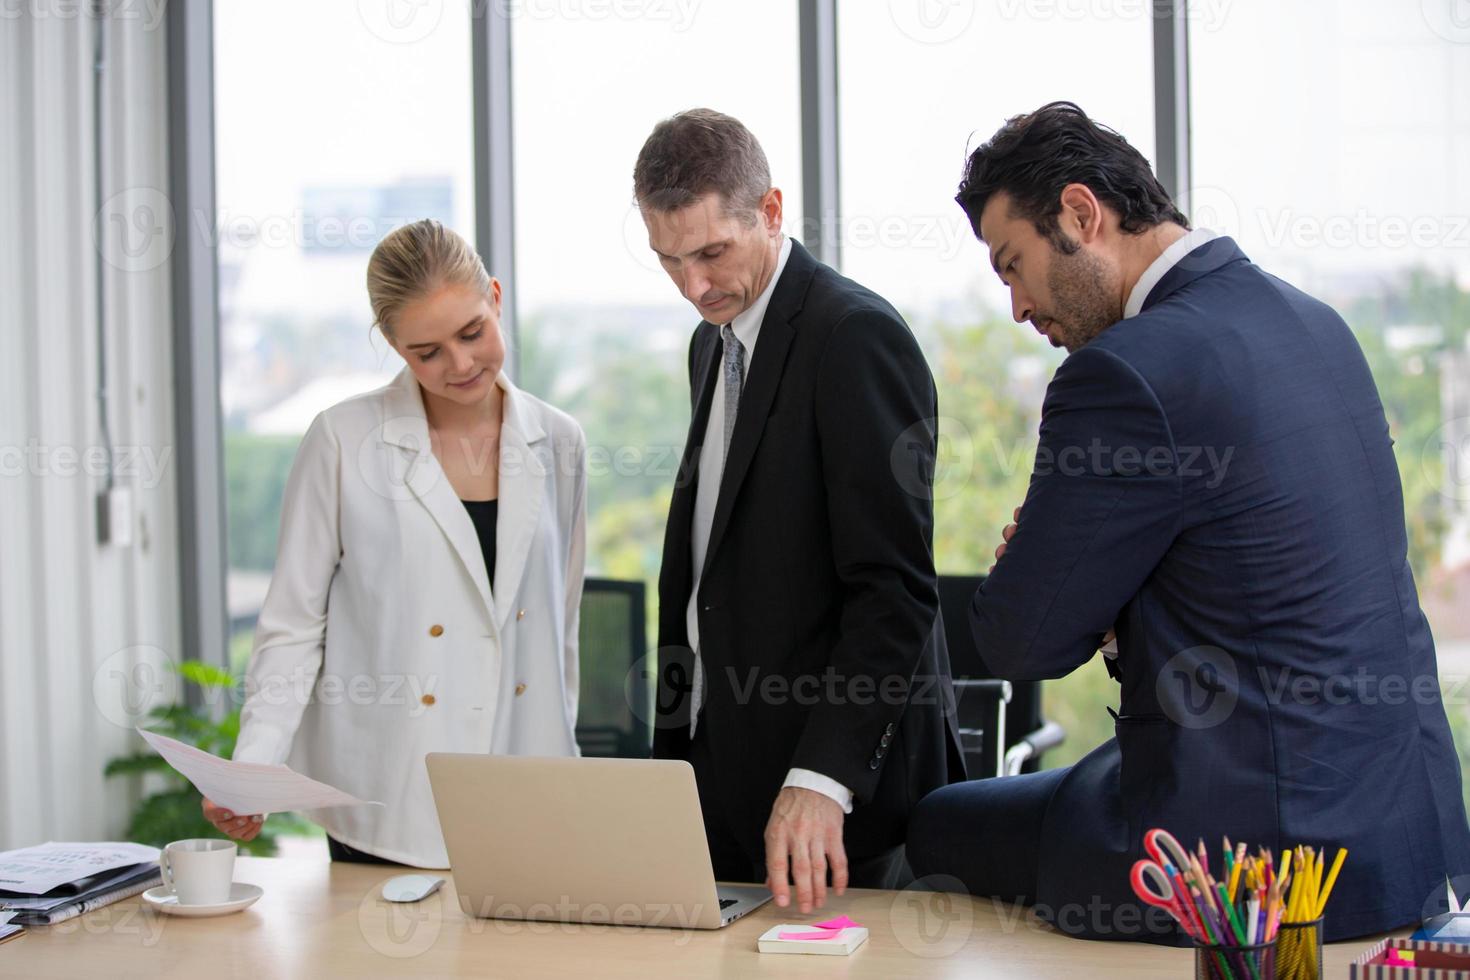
160,839,236,906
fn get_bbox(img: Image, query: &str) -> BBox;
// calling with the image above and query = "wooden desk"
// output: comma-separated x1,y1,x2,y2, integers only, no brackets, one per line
5,857,1391,978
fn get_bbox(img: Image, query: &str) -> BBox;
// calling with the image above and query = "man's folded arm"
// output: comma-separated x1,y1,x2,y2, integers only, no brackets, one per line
972,344,1182,682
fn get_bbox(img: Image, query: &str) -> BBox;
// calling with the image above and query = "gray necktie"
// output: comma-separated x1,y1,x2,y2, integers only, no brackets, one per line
692,325,746,736
721,323,745,463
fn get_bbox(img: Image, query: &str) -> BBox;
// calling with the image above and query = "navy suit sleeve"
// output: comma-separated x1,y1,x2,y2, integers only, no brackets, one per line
793,309,940,801
972,344,1181,681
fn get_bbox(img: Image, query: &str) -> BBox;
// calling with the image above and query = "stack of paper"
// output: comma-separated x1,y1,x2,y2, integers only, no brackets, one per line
0,842,162,926
136,728,382,814
757,914,869,955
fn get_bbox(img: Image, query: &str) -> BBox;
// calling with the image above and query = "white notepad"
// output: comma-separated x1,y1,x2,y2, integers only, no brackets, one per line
757,923,869,955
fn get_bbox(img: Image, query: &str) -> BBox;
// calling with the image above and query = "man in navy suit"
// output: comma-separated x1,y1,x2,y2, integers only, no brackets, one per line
905,101,1470,942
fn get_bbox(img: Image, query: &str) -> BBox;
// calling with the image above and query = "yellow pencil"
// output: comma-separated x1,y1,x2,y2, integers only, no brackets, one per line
1315,848,1348,919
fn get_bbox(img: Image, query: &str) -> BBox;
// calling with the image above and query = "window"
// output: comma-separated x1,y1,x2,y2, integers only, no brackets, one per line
509,3,803,650
214,0,476,664
837,1,1158,763
1192,0,1470,804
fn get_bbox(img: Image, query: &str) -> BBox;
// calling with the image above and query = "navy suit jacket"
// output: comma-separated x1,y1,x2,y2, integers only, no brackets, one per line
972,236,1470,941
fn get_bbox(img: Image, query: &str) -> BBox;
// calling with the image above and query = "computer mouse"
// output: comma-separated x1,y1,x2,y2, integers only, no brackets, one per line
381,874,445,903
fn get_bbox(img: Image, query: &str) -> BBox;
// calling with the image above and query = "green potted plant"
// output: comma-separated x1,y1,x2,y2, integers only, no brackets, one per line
104,660,314,854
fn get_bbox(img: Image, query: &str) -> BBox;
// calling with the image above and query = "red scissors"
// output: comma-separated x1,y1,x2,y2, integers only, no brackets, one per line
1130,828,1201,940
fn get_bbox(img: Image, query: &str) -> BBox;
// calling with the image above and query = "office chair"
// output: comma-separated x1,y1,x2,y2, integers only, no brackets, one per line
573,577,652,759
937,574,1065,779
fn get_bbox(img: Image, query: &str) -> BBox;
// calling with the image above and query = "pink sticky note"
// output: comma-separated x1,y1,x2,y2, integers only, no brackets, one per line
778,929,845,941
814,915,862,930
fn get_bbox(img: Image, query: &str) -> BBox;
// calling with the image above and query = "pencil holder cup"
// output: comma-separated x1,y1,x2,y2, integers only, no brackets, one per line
1272,918,1323,980
1193,938,1277,980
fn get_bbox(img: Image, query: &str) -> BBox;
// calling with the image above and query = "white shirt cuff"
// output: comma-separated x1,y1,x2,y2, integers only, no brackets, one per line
783,768,854,815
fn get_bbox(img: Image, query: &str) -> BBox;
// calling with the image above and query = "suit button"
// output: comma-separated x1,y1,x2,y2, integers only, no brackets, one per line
429,625,444,637
884,723,895,735
517,609,526,620
880,733,892,747
868,757,881,771
421,694,436,706
514,683,527,697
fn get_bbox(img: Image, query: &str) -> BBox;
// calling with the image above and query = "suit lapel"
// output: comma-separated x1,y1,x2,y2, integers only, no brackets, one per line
378,369,546,633
491,378,547,631
701,240,815,579
379,369,496,628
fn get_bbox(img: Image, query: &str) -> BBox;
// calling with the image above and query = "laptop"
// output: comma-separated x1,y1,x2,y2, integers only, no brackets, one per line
425,754,772,929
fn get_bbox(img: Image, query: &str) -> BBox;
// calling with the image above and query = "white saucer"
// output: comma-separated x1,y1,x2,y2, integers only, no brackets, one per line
142,882,263,917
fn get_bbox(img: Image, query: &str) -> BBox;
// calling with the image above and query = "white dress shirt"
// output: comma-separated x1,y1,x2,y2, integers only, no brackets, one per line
1123,227,1218,320
682,236,854,815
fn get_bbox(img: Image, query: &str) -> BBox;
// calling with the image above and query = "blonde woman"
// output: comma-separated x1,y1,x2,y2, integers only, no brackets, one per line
202,220,587,867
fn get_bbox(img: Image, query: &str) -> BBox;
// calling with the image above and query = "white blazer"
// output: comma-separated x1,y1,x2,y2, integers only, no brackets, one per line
233,367,587,867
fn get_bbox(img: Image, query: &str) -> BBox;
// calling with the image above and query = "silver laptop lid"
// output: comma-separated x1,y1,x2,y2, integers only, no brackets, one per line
426,754,727,930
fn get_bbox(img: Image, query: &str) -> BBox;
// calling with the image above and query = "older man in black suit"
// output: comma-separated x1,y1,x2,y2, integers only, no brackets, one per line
635,108,965,915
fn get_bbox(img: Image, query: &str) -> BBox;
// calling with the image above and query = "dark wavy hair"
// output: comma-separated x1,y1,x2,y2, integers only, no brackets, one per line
956,102,1187,252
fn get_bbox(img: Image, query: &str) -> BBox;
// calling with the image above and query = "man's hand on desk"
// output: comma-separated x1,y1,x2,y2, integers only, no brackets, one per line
202,796,264,842
763,786,848,915
988,506,1021,575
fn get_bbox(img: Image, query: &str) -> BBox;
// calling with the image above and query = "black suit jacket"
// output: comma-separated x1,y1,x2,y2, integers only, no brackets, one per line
652,240,965,860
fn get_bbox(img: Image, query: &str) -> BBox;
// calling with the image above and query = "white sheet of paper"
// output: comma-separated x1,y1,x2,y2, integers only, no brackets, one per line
0,841,160,895
136,728,383,816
